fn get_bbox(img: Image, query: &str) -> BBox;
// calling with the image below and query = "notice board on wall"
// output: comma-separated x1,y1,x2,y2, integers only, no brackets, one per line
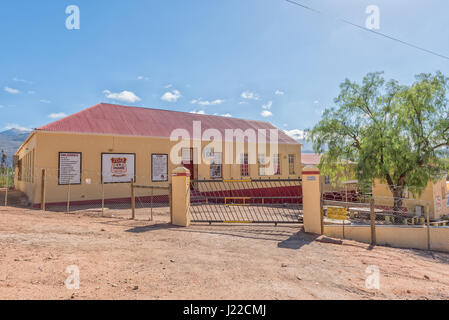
152,154,168,182
102,153,135,183
58,152,82,185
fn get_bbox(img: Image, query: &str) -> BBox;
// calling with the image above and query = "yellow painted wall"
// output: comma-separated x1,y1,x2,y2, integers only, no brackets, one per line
372,177,449,220
15,131,301,205
14,132,37,204
324,225,449,253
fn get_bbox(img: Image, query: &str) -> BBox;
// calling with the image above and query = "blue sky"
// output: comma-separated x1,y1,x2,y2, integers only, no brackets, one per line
1,0,448,139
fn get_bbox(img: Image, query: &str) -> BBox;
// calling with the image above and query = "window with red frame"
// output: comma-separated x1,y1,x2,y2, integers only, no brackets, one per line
240,153,249,176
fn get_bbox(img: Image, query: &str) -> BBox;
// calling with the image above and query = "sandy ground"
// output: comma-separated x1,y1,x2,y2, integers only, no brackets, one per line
1,204,449,300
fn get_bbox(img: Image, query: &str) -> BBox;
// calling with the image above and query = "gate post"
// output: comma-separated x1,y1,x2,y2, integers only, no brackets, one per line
302,166,322,234
171,167,191,227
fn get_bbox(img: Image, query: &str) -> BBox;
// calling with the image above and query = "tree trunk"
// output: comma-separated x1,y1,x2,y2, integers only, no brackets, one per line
389,185,404,214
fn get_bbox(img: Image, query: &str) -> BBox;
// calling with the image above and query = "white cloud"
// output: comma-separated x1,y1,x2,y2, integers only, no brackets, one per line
137,76,149,81
213,112,233,117
40,99,51,104
262,101,273,110
48,112,67,119
238,101,248,105
314,100,319,104
104,90,141,103
261,110,273,117
191,98,225,106
164,84,173,89
275,90,285,96
4,87,20,94
284,129,306,140
161,89,181,102
13,77,33,84
241,91,260,100
189,110,206,115
3,123,32,131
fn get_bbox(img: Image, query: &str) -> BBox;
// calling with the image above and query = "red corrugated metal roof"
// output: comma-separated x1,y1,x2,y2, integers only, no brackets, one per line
301,153,322,165
36,103,299,144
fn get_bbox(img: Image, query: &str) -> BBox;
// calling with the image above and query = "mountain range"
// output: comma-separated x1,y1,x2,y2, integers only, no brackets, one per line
0,128,32,166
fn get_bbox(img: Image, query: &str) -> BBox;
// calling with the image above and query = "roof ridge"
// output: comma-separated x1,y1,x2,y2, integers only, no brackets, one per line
35,103,299,144
97,102,273,125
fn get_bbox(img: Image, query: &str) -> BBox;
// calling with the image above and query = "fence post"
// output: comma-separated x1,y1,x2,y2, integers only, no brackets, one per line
150,187,154,222
101,179,105,216
426,204,431,250
131,179,135,220
370,197,376,245
4,167,9,207
302,166,322,234
169,183,173,224
66,174,71,214
40,169,46,211
171,167,190,227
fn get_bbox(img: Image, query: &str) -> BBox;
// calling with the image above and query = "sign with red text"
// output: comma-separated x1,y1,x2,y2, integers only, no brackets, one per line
102,153,135,183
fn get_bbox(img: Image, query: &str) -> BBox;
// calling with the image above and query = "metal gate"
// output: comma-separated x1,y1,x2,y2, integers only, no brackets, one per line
189,178,302,224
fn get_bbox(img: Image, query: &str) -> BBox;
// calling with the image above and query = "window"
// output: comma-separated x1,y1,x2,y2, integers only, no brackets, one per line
324,176,330,185
210,152,222,178
273,154,281,175
240,154,249,176
288,154,295,175
258,154,266,176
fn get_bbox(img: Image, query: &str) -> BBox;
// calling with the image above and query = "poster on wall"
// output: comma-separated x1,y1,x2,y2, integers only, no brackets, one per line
102,153,135,183
59,152,82,185
152,154,168,182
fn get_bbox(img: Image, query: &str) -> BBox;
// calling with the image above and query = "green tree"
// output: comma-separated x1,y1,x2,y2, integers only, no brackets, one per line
0,150,6,173
308,72,449,210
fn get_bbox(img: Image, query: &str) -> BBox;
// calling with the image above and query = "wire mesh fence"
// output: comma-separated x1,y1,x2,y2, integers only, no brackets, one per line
322,183,449,249
323,189,437,226
7,168,171,222
189,178,303,224
0,167,14,206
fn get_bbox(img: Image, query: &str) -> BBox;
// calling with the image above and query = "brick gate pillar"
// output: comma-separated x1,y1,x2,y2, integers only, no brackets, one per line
302,166,322,234
171,167,191,227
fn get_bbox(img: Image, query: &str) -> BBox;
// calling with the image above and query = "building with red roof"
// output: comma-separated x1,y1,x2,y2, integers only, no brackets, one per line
14,103,302,207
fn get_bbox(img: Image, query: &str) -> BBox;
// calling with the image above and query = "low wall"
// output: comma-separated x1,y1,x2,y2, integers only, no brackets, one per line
323,224,449,253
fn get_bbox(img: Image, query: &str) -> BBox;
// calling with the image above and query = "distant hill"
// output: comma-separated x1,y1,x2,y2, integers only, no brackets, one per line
0,128,32,166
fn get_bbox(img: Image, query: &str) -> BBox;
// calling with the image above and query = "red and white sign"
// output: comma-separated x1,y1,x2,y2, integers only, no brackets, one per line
102,153,135,183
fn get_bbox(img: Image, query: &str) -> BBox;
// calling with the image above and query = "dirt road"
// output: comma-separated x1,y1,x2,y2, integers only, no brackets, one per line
0,206,448,300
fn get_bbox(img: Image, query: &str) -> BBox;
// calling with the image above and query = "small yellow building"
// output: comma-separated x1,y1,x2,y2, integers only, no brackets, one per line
372,175,449,220
301,153,357,195
15,103,302,207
